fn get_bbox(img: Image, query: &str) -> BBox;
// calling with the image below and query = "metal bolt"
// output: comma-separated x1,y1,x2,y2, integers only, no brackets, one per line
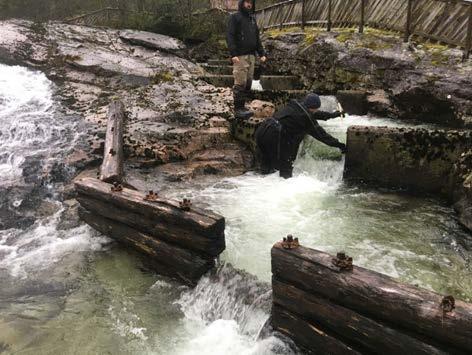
440,295,455,314
110,149,116,156
144,190,159,201
332,252,353,271
282,234,299,249
179,198,192,211
111,181,123,192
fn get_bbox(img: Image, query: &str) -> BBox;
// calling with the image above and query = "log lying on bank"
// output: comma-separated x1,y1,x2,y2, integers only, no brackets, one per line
271,242,472,353
75,177,225,285
99,100,125,183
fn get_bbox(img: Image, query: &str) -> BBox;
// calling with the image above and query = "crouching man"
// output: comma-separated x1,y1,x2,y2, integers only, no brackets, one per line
255,93,347,179
227,0,267,118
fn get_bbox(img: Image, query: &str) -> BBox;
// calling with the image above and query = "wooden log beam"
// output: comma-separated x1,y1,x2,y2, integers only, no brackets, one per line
76,196,225,256
79,208,214,286
272,305,361,354
271,243,472,352
273,279,447,354
100,100,125,184
75,177,225,238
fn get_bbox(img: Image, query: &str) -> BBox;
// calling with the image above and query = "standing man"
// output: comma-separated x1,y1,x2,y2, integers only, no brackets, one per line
255,93,347,179
227,0,267,118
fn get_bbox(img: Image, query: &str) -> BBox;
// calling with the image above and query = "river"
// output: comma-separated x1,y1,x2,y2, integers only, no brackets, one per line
0,64,470,354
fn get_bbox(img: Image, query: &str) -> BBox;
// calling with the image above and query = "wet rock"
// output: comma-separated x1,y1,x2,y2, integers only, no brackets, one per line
453,150,472,232
336,90,368,116
345,126,472,196
263,30,472,126
57,200,81,231
119,30,186,53
247,100,276,118
0,20,250,181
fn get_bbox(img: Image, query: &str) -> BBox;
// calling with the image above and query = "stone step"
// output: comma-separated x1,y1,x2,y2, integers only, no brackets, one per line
201,64,233,75
207,59,231,66
199,75,303,91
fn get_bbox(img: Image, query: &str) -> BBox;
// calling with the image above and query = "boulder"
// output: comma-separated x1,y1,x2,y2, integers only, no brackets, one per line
119,29,186,53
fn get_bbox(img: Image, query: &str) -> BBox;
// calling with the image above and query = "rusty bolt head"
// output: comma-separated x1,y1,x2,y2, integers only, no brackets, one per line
111,181,123,192
110,149,116,156
179,198,192,211
440,295,455,313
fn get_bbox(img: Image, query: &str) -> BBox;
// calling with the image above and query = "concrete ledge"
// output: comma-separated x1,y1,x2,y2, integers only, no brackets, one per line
344,126,472,196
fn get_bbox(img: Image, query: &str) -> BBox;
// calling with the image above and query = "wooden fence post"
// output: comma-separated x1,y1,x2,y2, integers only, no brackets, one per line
301,0,306,30
327,0,332,31
261,9,266,33
404,0,413,42
359,0,366,33
279,4,283,30
465,3,472,60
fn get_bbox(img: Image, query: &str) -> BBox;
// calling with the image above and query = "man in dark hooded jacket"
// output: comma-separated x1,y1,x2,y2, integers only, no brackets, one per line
255,93,347,179
227,0,266,117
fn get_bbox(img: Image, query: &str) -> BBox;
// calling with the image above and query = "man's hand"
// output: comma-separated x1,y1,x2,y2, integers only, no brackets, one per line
232,56,240,64
334,110,346,118
338,143,347,154
260,56,267,63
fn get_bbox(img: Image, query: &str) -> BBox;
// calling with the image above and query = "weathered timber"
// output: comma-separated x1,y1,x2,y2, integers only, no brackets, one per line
75,177,225,238
272,278,447,354
272,305,361,355
76,196,225,256
79,208,214,285
100,100,125,183
271,243,472,352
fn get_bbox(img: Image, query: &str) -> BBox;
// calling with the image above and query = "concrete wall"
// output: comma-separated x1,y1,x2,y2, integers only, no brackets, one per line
344,126,472,197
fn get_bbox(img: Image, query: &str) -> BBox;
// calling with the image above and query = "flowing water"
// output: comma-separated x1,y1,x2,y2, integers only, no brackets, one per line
0,64,471,355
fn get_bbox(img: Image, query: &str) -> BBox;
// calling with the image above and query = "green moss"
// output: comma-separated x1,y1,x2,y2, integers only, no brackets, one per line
151,71,174,84
336,31,354,43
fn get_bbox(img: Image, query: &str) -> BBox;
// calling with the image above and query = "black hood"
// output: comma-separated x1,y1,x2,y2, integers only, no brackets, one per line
238,0,256,13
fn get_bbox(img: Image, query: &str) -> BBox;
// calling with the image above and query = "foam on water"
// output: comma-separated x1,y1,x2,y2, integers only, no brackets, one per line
0,64,109,278
0,64,470,355
0,208,109,279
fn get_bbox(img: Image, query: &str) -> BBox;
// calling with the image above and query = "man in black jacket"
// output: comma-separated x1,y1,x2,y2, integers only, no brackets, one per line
227,0,266,117
255,93,347,179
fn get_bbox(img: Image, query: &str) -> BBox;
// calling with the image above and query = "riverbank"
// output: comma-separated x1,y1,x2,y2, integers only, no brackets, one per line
260,27,472,127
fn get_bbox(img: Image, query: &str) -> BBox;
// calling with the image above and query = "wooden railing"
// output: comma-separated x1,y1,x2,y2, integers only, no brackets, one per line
64,7,124,27
256,0,472,59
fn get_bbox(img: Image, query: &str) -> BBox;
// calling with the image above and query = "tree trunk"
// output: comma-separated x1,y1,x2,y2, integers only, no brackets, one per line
76,196,225,256
100,100,125,184
272,305,361,355
79,207,214,286
273,278,448,354
271,243,472,352
75,177,225,238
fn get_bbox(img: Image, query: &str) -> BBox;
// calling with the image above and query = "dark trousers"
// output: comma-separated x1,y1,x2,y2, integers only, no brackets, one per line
255,119,297,179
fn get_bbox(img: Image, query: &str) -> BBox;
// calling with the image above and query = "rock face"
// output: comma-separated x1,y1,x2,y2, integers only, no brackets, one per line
345,126,472,195
262,29,472,126
119,29,186,53
453,150,472,231
0,19,252,182
344,126,472,232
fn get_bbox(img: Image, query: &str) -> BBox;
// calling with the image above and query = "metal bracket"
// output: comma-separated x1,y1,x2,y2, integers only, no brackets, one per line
179,198,192,211
332,252,353,271
111,182,123,192
282,235,299,249
144,190,159,201
440,295,455,314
